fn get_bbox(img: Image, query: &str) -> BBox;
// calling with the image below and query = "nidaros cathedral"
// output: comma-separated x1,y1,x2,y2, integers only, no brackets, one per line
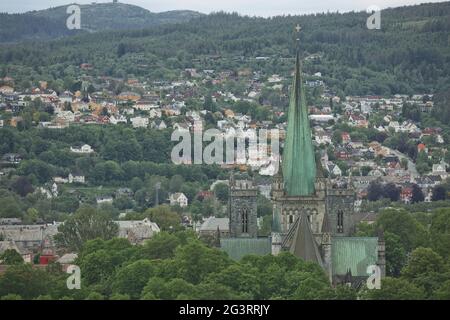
220,26,385,287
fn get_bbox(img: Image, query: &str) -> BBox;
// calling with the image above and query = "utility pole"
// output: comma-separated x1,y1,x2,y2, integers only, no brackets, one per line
155,182,161,206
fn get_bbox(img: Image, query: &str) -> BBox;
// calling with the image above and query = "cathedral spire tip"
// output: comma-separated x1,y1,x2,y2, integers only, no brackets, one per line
295,24,301,52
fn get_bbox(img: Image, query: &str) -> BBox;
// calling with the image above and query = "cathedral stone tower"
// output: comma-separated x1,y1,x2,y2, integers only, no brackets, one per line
223,24,383,288
268,25,383,287
228,175,258,238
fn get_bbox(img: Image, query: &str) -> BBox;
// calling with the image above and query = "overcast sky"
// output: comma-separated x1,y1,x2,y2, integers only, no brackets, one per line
0,0,448,16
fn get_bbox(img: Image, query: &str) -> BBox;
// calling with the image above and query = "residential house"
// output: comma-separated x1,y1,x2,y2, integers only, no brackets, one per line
314,131,332,145
57,253,78,272
131,116,149,128
169,193,188,207
116,188,133,197
68,173,85,184
335,148,351,160
96,196,114,204
0,218,22,225
109,115,128,125
327,163,342,176
0,223,59,254
117,92,141,102
149,108,162,119
116,219,160,245
173,122,190,132
341,132,351,144
134,101,158,112
432,163,447,176
368,169,384,177
224,109,235,118
1,153,22,165
0,86,14,94
400,187,413,204
70,144,94,154
151,120,167,130
59,91,73,104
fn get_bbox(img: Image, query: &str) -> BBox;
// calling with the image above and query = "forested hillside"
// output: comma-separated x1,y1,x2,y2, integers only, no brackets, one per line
0,2,202,42
1,2,450,96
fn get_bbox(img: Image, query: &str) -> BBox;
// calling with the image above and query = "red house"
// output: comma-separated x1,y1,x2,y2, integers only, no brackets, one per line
400,187,413,204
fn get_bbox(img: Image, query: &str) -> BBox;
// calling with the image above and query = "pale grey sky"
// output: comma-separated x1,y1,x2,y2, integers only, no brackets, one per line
0,0,448,16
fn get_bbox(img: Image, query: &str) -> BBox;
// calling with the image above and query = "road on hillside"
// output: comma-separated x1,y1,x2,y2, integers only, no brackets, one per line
388,148,419,178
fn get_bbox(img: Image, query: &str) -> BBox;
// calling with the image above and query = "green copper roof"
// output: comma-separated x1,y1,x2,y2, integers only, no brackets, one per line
282,51,316,196
220,238,272,261
331,237,378,277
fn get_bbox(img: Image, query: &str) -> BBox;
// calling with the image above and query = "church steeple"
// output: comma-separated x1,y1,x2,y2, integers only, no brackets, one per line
282,25,317,196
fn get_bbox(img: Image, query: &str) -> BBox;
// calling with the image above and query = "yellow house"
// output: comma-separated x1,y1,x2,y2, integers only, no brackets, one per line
224,109,235,118
0,86,14,94
9,116,23,127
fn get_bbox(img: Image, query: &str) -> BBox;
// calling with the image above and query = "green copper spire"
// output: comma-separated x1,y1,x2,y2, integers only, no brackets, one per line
282,25,316,196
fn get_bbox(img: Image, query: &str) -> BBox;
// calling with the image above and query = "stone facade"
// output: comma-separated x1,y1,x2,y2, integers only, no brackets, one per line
228,176,258,238
272,175,355,241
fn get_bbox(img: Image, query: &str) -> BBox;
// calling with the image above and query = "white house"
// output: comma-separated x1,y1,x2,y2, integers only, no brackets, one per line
69,173,85,184
432,163,447,176
131,117,149,128
96,196,113,204
110,115,128,125
315,132,332,145
70,144,94,154
309,114,334,122
169,193,188,207
186,110,201,121
53,176,69,184
134,102,158,111
173,122,190,132
149,108,162,119
116,218,160,245
268,74,283,83
59,91,73,104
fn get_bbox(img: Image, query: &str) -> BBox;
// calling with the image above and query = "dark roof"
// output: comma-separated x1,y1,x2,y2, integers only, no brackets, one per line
284,215,323,267
321,211,331,233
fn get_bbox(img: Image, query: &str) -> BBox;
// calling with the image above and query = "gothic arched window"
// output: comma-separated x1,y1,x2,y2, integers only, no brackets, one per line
337,211,344,233
242,209,249,233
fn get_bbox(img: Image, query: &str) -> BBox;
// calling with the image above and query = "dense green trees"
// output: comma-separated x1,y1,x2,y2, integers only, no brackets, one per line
367,181,401,202
1,222,449,300
361,277,425,300
0,124,227,222
213,183,229,203
356,207,450,299
401,247,449,298
2,3,450,95
0,249,23,265
0,265,45,299
0,231,355,300
376,209,429,252
54,206,119,251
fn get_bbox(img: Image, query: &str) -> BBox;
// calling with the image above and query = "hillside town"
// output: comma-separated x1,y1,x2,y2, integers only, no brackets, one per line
0,62,448,266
